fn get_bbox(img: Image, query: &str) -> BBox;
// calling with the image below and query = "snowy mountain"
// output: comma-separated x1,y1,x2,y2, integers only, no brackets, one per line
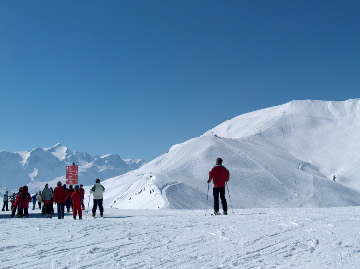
0,143,145,193
100,99,360,209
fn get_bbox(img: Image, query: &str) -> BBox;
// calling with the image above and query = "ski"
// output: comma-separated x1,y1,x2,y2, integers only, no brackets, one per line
210,212,228,216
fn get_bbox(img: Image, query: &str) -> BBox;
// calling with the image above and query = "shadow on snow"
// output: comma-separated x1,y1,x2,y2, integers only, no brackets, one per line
0,212,134,219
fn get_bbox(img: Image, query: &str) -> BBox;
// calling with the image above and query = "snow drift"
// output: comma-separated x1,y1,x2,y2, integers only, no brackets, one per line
101,99,360,209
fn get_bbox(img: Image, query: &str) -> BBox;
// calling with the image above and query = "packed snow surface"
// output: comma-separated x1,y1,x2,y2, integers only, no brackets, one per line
1,207,360,268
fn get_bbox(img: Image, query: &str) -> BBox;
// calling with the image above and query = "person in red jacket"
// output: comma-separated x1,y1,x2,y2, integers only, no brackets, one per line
11,187,23,218
208,158,230,215
68,185,75,212
72,185,83,220
79,184,85,210
53,181,68,219
17,186,31,218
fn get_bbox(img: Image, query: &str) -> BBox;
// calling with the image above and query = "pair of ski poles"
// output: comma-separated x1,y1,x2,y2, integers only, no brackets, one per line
84,192,91,218
206,182,234,215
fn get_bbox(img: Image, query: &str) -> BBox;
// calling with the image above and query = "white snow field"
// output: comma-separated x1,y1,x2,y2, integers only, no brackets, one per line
1,207,360,268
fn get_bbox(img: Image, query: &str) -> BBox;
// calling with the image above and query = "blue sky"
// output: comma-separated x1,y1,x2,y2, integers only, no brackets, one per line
1,1,359,161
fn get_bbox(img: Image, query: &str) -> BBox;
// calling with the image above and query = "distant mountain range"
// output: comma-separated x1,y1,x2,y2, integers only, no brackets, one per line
100,99,360,209
0,143,145,193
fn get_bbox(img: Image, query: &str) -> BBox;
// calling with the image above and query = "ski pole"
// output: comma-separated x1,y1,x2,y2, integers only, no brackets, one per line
205,183,210,216
226,182,234,214
87,192,91,214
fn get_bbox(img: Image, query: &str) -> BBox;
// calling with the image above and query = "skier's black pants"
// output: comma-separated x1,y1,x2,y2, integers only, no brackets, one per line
92,199,104,216
2,201,8,211
213,188,227,213
11,205,17,218
43,201,52,215
57,203,65,219
38,202,41,209
18,208,29,218
51,200,54,214
66,198,71,212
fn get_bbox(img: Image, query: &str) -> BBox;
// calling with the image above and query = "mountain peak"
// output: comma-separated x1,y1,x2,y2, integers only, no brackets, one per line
0,144,145,191
44,143,63,151
203,99,360,139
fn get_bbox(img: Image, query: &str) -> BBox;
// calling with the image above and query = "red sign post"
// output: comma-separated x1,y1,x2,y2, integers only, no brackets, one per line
66,165,78,185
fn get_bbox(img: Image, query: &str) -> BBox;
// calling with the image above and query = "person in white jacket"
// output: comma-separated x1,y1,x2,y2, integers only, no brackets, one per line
41,184,53,218
36,192,42,210
90,178,105,217
2,191,9,211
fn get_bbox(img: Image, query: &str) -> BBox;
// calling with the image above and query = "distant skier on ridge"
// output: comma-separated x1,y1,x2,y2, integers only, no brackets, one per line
208,158,230,215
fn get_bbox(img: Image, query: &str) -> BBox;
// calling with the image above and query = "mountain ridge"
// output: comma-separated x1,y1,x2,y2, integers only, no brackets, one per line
0,144,146,192
100,99,360,209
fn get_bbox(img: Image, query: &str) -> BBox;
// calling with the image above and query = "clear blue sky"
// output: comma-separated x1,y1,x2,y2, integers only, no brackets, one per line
1,1,359,161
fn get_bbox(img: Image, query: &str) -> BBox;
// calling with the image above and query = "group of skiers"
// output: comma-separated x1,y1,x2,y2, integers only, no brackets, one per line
2,178,106,219
3,157,228,218
2,186,32,218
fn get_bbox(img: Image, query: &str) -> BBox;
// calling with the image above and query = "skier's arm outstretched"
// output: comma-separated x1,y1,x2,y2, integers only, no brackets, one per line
207,170,213,184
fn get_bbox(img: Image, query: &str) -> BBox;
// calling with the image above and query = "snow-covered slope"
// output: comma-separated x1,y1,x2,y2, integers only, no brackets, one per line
0,144,145,192
204,99,360,189
101,99,360,209
2,207,360,269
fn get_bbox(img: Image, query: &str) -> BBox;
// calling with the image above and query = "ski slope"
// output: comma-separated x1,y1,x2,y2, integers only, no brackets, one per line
100,99,360,210
2,100,360,209
1,207,360,268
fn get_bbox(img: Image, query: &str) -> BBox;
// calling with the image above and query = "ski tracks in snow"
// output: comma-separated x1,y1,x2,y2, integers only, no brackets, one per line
1,208,360,268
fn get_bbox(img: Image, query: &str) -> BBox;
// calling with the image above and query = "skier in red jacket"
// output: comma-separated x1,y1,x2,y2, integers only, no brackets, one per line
72,185,83,220
79,184,85,210
11,187,23,218
208,158,230,215
53,181,68,219
17,186,32,218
